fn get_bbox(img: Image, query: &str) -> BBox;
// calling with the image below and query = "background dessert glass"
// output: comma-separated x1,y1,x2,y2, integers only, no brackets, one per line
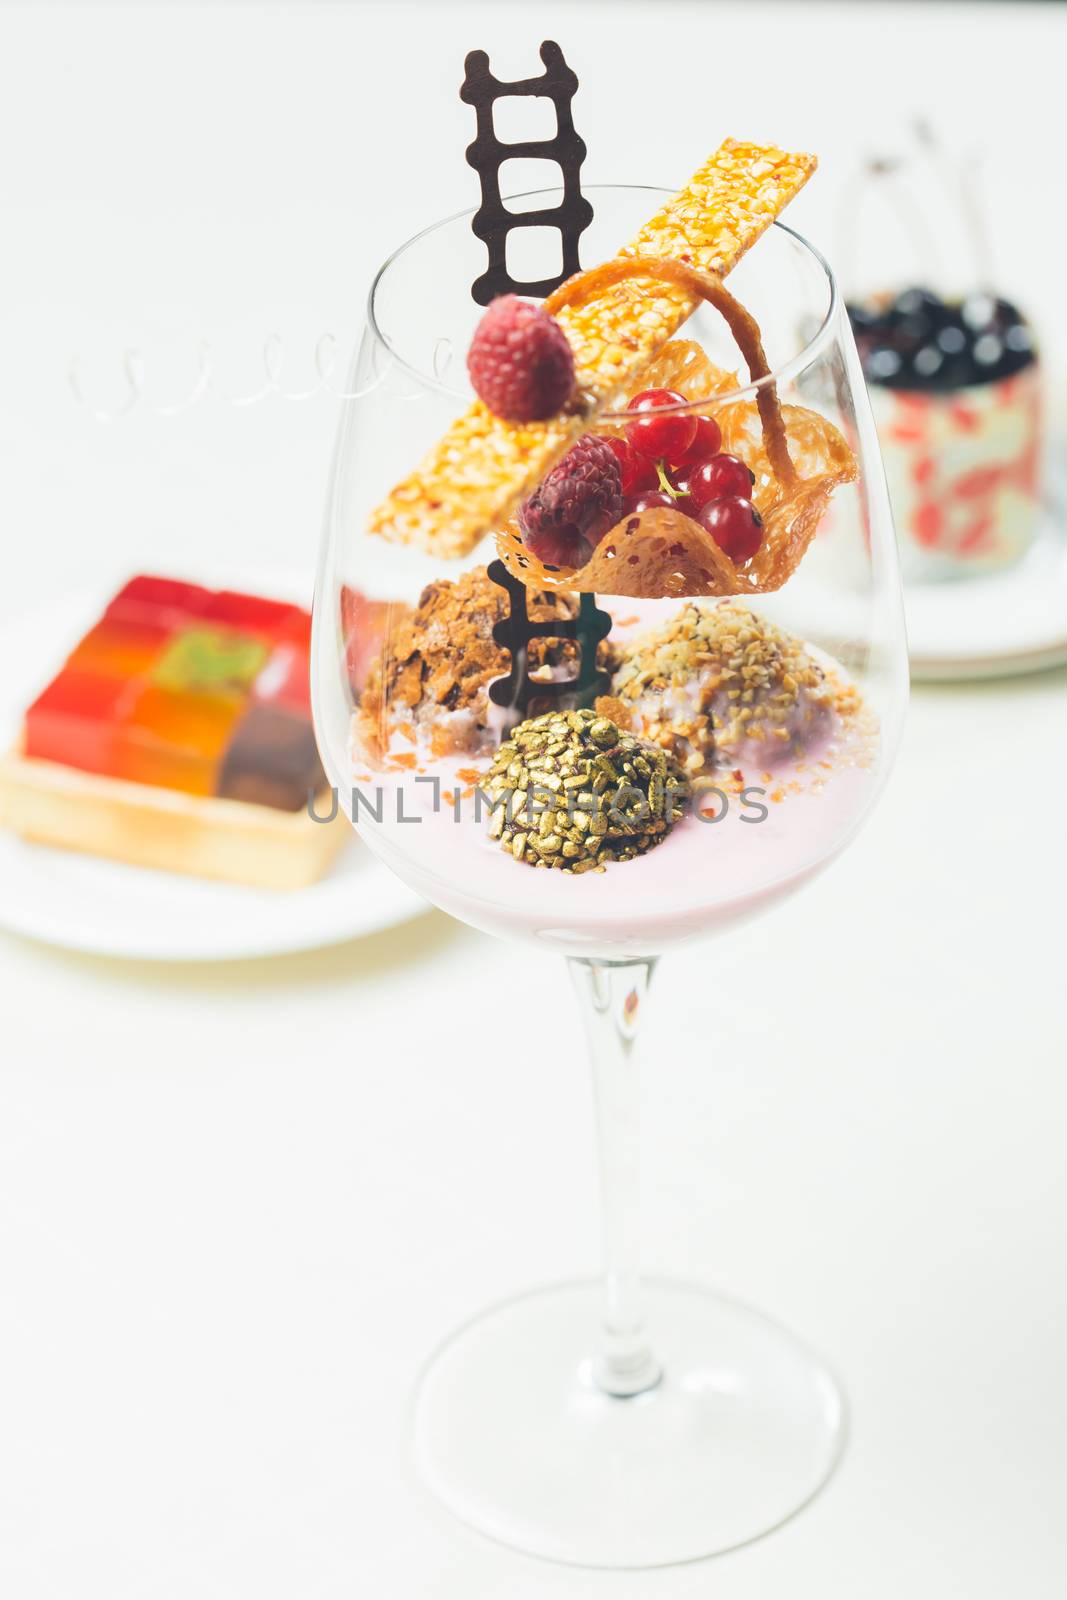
313,187,908,1568
837,132,1042,582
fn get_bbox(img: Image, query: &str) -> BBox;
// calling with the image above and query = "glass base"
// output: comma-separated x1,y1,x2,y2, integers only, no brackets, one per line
413,1278,846,1569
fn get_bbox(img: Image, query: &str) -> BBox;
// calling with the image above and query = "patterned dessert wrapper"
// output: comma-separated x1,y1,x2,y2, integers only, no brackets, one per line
872,365,1042,579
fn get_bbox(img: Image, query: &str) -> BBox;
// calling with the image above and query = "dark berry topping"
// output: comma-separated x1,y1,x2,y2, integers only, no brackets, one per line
891,286,947,328
847,286,1037,392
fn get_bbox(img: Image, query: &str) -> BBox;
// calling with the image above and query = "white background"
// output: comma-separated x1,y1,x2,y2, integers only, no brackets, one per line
2,3,1066,1596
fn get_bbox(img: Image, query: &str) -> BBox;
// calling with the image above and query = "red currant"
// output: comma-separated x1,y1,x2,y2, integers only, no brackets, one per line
677,414,722,464
624,389,697,465
688,452,756,509
698,496,764,563
603,435,659,496
624,490,676,517
664,466,697,518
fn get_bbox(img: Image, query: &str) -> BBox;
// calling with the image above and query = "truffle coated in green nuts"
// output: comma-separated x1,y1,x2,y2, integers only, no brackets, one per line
480,707,689,874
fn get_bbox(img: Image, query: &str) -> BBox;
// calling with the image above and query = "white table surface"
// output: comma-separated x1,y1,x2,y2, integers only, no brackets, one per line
2,4,1066,1596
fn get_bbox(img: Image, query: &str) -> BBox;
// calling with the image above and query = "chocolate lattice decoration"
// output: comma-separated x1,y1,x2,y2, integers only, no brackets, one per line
487,560,612,719
461,40,594,305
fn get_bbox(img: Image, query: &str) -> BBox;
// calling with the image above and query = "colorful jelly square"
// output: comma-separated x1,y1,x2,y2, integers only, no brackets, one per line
115,684,244,796
152,628,269,696
341,586,397,694
24,672,135,775
203,590,303,639
21,576,319,808
279,609,313,652
251,642,312,717
218,705,326,812
67,616,173,681
106,574,214,630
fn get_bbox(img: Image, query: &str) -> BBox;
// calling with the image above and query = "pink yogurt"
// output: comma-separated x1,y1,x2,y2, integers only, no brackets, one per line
346,650,882,958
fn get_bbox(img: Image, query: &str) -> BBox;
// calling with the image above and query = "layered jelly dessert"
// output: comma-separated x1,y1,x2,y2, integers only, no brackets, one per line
24,575,325,810
848,286,1041,578
2,575,354,888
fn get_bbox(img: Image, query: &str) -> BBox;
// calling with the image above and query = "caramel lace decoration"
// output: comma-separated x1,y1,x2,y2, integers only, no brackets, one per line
543,256,796,486
487,559,612,720
496,258,857,600
461,41,594,305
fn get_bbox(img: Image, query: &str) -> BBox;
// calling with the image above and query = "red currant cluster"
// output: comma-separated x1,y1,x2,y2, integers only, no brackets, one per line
605,388,765,565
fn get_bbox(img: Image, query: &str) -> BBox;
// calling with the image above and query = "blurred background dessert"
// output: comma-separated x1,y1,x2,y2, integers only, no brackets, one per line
849,285,1040,581
0,575,347,887
841,125,1043,583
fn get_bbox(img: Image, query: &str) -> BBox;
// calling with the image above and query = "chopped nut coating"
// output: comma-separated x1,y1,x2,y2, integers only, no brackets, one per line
482,708,689,871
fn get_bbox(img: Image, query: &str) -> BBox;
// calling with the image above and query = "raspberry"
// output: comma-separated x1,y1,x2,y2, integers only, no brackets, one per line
467,295,575,422
519,434,623,567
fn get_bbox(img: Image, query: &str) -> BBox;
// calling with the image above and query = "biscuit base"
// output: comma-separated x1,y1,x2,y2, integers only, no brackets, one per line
0,750,347,891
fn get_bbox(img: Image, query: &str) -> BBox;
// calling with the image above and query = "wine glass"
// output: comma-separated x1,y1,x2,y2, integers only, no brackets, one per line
312,186,908,1569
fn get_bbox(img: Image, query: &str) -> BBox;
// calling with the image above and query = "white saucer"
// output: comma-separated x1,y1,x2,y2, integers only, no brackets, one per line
905,495,1067,681
0,577,427,962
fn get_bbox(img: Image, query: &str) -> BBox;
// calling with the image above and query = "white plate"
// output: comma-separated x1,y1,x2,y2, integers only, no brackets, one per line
905,493,1067,681
0,578,427,961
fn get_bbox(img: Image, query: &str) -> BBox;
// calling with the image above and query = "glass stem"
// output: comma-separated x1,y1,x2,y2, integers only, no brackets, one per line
569,956,662,1399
